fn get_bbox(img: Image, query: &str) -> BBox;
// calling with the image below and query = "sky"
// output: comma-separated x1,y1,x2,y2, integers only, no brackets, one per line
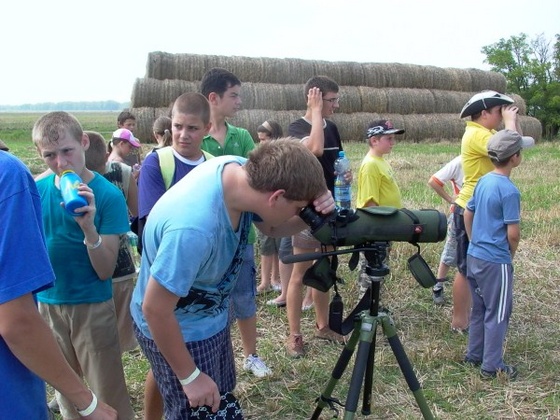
1,0,558,106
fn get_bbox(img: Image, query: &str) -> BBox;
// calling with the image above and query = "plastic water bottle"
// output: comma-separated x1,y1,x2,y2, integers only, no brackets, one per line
59,170,87,216
334,151,352,210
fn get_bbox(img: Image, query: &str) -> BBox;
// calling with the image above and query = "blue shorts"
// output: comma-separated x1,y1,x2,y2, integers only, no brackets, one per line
278,236,293,261
230,245,256,320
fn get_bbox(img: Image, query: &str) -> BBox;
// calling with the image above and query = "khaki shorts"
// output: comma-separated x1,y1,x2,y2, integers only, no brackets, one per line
39,301,134,420
112,278,138,352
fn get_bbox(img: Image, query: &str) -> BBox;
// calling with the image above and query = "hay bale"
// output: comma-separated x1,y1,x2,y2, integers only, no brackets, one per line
131,107,171,142
131,78,200,108
144,52,508,92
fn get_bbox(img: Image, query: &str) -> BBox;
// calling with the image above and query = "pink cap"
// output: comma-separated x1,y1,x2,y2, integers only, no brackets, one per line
112,128,140,148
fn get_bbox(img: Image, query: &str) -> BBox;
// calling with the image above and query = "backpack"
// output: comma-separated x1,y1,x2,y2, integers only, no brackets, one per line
136,147,214,254
155,146,214,190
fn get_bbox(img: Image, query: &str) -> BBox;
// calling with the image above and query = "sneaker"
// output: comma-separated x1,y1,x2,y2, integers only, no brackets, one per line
266,298,286,307
271,283,282,292
480,364,518,380
463,357,482,367
48,398,60,414
243,354,272,377
314,325,345,344
432,285,444,305
451,326,469,335
286,334,305,358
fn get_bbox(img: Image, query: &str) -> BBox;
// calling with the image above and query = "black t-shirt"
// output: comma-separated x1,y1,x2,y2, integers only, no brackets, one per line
288,118,342,194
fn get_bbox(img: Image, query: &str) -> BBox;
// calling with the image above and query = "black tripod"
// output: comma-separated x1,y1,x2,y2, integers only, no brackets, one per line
310,243,435,420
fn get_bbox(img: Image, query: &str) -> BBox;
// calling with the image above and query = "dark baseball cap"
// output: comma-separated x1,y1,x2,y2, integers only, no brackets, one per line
366,119,405,138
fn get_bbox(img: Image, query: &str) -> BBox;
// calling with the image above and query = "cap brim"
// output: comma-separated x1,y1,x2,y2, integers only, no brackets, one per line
128,139,141,148
521,136,535,149
383,129,405,135
460,97,514,118
0,140,8,151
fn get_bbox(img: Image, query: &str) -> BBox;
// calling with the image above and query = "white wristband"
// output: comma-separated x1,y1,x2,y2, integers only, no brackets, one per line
179,367,201,386
83,235,102,250
77,391,98,417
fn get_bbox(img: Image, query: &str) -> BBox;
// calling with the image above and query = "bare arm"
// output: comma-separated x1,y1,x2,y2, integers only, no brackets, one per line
0,294,117,419
507,223,520,259
501,105,522,134
464,208,474,241
301,88,325,156
74,184,121,280
126,174,139,217
143,278,220,412
427,177,455,205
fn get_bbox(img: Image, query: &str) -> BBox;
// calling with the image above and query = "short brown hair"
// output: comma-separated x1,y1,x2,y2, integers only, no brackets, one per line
117,111,136,125
84,131,107,172
245,137,326,201
32,111,83,148
172,92,211,125
304,75,339,96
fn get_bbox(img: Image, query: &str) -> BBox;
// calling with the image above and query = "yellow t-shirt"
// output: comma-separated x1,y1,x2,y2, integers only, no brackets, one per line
455,121,496,209
356,154,402,208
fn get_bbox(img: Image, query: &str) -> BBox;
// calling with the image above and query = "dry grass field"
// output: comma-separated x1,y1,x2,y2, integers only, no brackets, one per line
2,112,559,419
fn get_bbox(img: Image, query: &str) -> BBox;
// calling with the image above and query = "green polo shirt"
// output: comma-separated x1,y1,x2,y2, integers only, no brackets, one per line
202,122,257,244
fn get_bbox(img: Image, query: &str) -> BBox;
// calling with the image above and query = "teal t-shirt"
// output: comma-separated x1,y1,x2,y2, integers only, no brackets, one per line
36,173,130,304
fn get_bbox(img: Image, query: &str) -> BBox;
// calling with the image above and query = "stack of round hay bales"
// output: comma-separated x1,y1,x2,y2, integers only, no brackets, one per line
130,52,541,143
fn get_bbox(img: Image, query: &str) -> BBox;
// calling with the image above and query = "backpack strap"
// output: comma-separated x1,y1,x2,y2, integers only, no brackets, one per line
155,147,175,190
156,147,215,191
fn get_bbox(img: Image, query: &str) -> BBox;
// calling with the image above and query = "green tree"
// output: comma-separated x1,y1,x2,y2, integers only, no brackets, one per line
482,33,560,139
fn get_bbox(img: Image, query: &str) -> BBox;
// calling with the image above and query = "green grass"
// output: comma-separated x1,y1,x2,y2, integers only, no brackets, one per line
5,112,560,419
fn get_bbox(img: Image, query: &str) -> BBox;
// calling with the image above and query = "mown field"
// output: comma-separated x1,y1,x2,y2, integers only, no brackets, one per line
2,112,560,419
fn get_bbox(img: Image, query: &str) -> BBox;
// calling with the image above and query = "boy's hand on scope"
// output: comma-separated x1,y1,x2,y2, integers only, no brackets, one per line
313,190,335,214
183,373,220,413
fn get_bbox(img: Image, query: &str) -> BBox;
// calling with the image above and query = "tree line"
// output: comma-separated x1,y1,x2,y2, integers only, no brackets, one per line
0,100,129,112
482,33,560,139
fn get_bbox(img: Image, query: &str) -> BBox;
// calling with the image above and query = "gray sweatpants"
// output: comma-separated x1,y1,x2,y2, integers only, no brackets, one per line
466,255,514,372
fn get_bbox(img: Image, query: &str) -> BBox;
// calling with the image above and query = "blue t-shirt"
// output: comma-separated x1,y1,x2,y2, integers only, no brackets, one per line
36,172,130,304
0,151,55,419
466,172,520,264
138,148,207,219
131,156,253,341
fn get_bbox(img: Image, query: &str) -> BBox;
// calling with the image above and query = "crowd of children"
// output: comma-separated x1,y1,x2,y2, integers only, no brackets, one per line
0,74,533,418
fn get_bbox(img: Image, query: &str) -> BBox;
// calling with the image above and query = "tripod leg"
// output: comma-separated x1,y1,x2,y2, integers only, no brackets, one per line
380,315,435,420
361,325,377,415
343,315,378,420
310,325,361,420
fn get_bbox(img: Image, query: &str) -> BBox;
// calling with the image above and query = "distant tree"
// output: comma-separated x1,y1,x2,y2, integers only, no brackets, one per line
482,33,560,139
0,101,129,112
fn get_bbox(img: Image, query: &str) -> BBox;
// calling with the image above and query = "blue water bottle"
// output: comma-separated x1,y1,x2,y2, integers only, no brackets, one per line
60,170,87,216
334,151,352,210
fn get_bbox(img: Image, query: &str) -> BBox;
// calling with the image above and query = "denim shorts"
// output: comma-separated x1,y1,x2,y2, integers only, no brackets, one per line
440,213,458,267
230,245,256,320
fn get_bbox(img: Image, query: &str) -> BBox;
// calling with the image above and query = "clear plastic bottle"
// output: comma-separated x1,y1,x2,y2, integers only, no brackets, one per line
334,151,352,210
59,170,87,216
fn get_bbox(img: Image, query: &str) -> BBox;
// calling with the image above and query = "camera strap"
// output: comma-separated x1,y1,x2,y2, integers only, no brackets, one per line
399,208,423,244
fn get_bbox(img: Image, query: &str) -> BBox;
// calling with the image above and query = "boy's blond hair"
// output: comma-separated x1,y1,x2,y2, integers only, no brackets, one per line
172,92,211,125
32,111,83,148
84,131,108,172
245,137,326,201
